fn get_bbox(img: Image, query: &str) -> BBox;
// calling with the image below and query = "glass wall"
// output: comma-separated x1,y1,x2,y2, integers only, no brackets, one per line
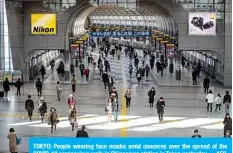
0,0,13,71
44,0,77,11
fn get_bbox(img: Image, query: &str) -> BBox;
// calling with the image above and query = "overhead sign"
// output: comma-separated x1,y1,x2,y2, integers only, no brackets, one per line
89,31,151,38
188,12,216,36
166,44,175,59
31,14,57,35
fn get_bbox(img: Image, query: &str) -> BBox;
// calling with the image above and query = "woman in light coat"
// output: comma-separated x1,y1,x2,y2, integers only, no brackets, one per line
206,90,214,112
7,128,17,153
106,99,112,122
68,108,77,131
214,93,222,111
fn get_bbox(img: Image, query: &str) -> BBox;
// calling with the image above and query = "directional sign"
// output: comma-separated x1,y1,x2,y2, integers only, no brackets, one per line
90,31,151,38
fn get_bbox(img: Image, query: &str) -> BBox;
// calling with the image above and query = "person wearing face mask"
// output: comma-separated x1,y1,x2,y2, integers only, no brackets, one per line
110,87,118,99
69,108,77,131
68,94,76,110
148,87,156,107
192,129,202,138
112,98,119,122
223,113,232,137
125,88,131,108
48,107,58,133
224,130,231,138
156,97,165,122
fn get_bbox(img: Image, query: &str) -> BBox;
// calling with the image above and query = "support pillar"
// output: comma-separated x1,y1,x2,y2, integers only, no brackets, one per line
64,51,70,81
169,58,174,73
176,51,181,81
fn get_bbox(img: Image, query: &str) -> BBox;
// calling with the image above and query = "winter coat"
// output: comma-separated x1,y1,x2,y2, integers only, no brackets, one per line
206,93,214,103
102,73,109,83
214,96,222,105
203,78,210,88
125,91,131,99
38,100,47,114
112,100,119,112
223,94,231,104
15,80,22,88
25,99,34,110
48,111,58,125
3,80,10,92
40,67,46,75
68,111,77,123
156,100,165,114
76,130,89,137
223,118,232,131
148,90,156,103
35,81,42,89
7,132,17,152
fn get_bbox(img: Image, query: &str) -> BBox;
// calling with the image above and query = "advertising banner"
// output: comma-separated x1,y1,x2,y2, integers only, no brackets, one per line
71,44,79,51
3,71,12,82
160,40,168,54
166,44,175,59
90,31,151,38
70,52,79,59
188,12,216,36
31,14,57,35
12,70,22,83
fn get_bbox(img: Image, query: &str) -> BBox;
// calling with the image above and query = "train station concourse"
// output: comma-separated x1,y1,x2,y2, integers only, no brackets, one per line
0,0,232,152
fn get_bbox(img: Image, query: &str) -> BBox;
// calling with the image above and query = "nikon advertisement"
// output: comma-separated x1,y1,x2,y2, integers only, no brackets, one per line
188,12,216,36
31,14,57,35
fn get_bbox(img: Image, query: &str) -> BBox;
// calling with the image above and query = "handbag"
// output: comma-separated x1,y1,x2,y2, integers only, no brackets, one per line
74,122,78,128
15,135,21,145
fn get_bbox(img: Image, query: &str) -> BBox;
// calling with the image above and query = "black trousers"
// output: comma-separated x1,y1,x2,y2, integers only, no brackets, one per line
193,79,197,85
204,87,209,94
51,124,56,131
149,102,154,107
27,109,33,118
72,84,75,92
126,98,131,107
158,112,163,121
207,103,213,112
16,87,21,95
71,123,74,131
215,104,221,111
86,74,89,81
37,88,42,97
80,70,84,77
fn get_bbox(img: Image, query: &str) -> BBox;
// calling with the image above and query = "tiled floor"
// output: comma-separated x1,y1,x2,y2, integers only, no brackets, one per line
0,48,231,152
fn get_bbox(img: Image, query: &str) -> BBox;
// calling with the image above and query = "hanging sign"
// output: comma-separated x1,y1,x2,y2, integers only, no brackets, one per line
160,41,168,54
166,44,175,59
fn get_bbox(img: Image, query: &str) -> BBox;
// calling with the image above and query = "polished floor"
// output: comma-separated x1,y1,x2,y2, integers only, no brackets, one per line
0,48,231,152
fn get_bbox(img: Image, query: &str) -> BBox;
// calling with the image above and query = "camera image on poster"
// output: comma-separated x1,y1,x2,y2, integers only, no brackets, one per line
188,12,216,36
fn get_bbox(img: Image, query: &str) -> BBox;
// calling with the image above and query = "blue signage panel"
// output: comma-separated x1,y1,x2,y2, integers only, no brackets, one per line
90,31,151,37
29,138,232,153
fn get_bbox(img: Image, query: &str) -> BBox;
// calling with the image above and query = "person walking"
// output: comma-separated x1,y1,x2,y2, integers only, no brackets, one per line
48,107,58,133
148,87,156,107
129,64,133,78
3,77,10,97
68,94,76,110
145,64,150,79
223,113,232,137
125,88,131,108
76,125,89,137
35,78,42,97
15,78,22,96
136,69,142,85
203,76,210,94
156,97,165,122
223,91,231,114
69,107,77,131
55,81,62,101
102,72,109,89
38,97,47,122
99,61,104,75
191,129,202,138
7,128,18,153
206,90,214,112
106,99,112,122
214,93,222,111
79,63,85,77
192,70,197,85
112,97,119,122
71,74,76,93
25,95,34,121
39,65,46,81
84,67,90,81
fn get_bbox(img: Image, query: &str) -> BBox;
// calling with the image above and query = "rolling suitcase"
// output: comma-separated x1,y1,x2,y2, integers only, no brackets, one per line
0,91,4,97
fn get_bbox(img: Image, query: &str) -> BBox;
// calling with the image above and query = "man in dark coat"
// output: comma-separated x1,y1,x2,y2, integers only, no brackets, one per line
156,97,165,122
76,125,89,137
203,76,210,93
102,72,109,89
25,95,34,121
148,87,156,107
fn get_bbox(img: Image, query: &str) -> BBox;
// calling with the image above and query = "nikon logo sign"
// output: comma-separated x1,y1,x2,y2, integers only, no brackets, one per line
31,14,57,35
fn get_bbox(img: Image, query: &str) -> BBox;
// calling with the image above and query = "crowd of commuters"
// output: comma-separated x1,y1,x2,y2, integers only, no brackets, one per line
1,38,232,153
